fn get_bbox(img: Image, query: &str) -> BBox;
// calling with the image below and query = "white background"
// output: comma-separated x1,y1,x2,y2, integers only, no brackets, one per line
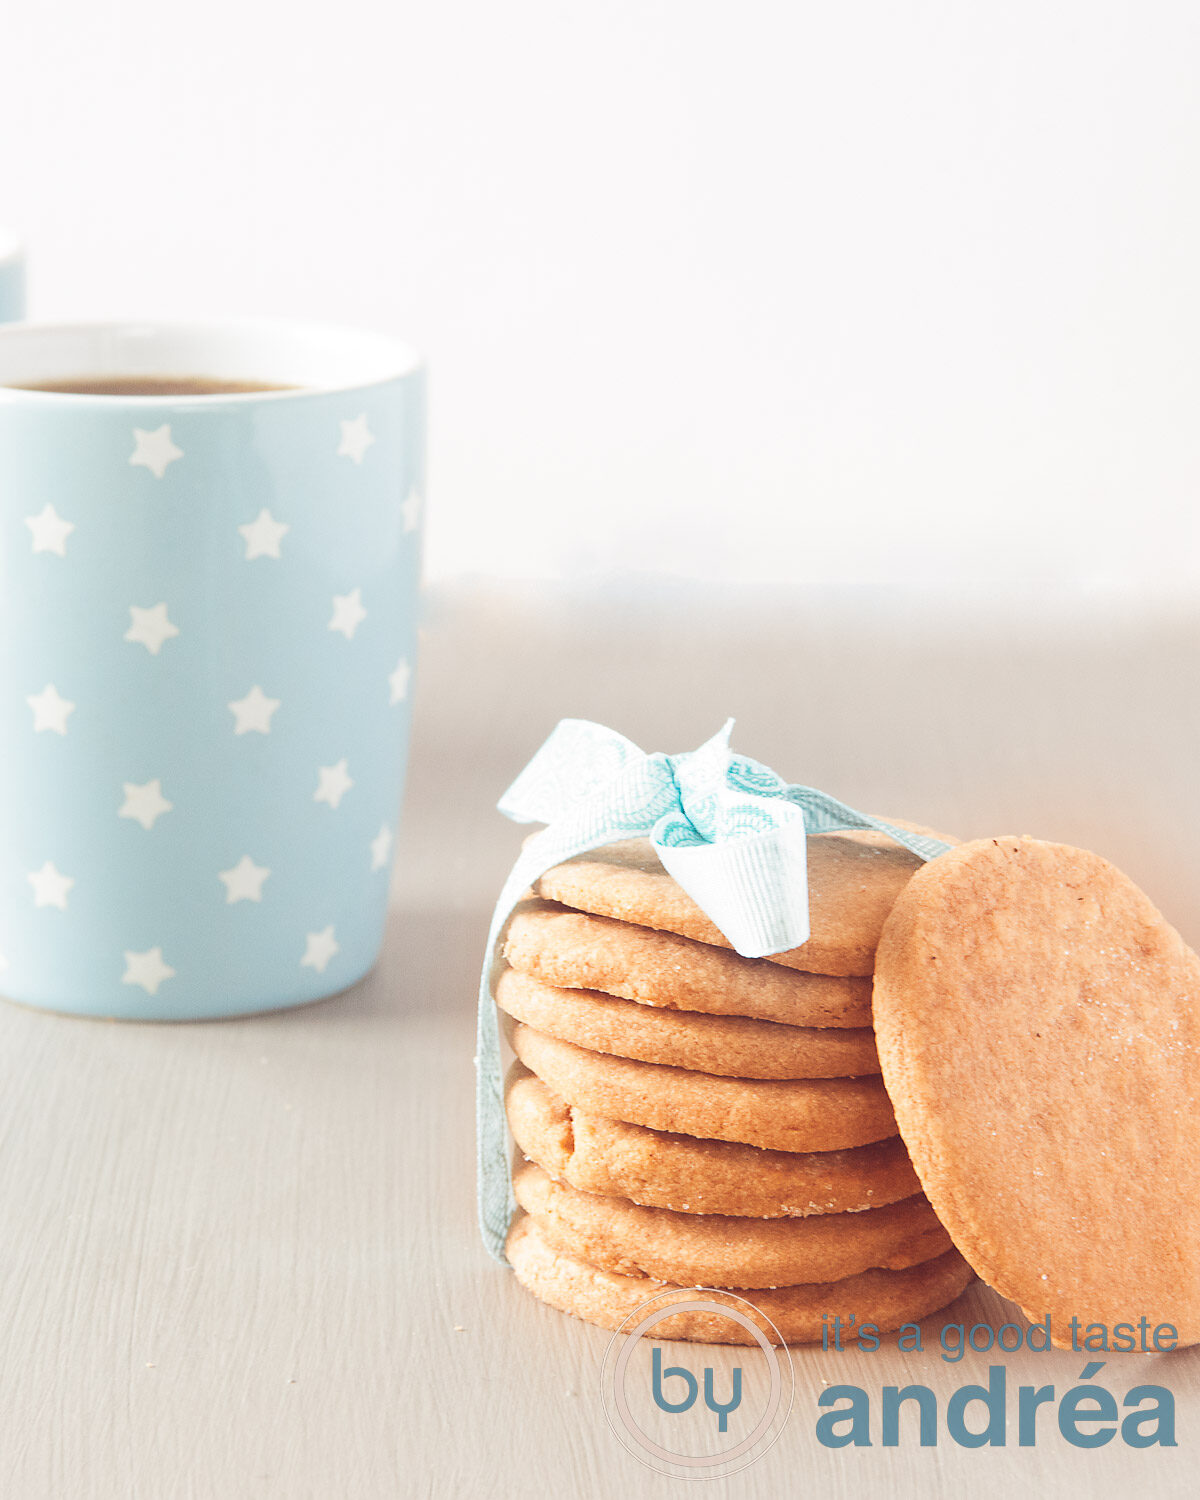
3,1,1199,595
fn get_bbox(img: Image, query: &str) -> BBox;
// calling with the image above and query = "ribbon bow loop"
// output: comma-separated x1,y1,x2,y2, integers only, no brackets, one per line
497,718,649,826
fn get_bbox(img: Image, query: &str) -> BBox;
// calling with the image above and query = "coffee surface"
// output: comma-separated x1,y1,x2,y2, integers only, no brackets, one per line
10,375,298,396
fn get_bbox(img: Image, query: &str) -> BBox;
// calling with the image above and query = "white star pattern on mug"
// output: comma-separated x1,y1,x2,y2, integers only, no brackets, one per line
27,684,75,735
129,425,184,478
388,657,411,705
228,685,281,735
370,824,393,871
218,855,271,903
314,759,354,809
25,503,75,556
0,345,422,1019
122,947,176,995
119,779,173,831
124,603,180,655
337,414,375,464
28,860,75,909
301,926,340,972
238,508,290,560
329,588,367,639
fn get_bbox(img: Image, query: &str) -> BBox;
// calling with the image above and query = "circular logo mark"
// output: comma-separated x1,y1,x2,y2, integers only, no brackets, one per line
600,1288,794,1479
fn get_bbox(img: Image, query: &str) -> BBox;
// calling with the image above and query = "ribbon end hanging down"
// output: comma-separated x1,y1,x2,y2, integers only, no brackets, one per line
655,815,810,959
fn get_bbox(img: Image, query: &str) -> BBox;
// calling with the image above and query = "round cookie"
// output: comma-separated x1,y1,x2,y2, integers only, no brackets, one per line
873,835,1200,1347
509,1023,897,1152
495,967,879,1079
532,824,955,977
507,1214,975,1345
514,1160,952,1288
503,903,872,1027
505,1067,921,1215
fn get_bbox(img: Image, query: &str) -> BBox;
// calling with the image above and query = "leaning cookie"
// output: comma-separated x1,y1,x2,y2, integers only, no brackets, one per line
504,903,872,1027
873,835,1200,1346
514,1161,952,1288
507,1214,975,1345
505,1067,920,1216
510,1024,897,1153
531,824,955,978
495,967,879,1079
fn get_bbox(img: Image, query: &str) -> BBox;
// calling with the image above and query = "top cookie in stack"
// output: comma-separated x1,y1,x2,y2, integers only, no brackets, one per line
532,831,931,976
498,829,974,1345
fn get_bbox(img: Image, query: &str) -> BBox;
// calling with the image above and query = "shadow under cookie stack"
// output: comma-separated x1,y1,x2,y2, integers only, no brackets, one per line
497,833,975,1345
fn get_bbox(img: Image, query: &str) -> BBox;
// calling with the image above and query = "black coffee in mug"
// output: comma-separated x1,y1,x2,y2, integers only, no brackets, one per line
13,375,298,396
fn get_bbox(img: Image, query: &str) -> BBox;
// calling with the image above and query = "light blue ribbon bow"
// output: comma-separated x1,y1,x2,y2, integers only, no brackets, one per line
476,719,951,1263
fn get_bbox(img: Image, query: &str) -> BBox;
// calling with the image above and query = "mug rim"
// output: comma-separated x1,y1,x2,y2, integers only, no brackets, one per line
0,316,423,404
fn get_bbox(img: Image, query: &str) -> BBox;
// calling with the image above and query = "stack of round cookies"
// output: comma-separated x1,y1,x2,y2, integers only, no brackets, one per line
498,832,975,1344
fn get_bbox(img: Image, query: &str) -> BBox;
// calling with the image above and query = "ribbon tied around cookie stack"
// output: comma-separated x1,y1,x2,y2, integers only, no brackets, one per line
477,718,952,1261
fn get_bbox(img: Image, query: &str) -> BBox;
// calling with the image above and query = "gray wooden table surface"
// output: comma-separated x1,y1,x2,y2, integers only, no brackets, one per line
1,578,1195,1498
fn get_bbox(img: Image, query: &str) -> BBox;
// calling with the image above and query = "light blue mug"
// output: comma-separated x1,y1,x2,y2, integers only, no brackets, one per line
0,319,424,1019
0,231,25,322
